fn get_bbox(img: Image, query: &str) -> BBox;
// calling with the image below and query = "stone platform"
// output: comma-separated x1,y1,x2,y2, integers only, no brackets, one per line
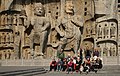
0,66,47,76
0,59,52,66
0,56,120,66
0,65,120,76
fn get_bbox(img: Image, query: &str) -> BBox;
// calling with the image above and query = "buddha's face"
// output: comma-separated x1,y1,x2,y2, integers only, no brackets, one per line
65,1,74,14
34,3,45,16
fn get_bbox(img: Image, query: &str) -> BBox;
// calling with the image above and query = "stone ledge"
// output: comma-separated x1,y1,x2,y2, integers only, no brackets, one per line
0,59,52,66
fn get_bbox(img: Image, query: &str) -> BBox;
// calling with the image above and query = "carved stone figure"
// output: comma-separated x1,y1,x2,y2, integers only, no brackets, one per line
1,15,5,26
10,50,15,59
86,26,91,37
2,51,6,60
6,33,10,43
13,14,17,25
91,26,96,35
98,26,102,38
103,26,109,38
6,50,10,59
7,15,12,25
5,14,8,26
55,1,83,56
1,33,6,44
26,3,51,57
110,46,116,56
0,33,1,44
110,26,116,37
103,47,108,56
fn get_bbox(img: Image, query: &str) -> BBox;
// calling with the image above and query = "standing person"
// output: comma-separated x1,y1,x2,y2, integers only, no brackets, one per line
57,49,65,60
80,48,83,62
85,47,91,59
66,54,71,62
93,49,99,57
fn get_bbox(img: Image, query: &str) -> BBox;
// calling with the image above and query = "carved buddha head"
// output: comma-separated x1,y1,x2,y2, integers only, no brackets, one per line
34,3,45,16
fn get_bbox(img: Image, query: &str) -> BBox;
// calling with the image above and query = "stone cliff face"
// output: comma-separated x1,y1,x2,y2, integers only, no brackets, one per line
0,0,119,60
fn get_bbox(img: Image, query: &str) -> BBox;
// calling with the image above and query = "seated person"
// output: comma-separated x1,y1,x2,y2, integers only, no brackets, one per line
76,57,82,72
85,58,91,67
50,59,57,71
62,58,68,71
83,58,91,72
90,58,96,71
73,56,77,71
95,57,103,69
57,58,63,71
67,59,74,74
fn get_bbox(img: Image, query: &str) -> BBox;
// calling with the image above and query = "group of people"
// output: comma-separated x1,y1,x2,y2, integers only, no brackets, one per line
49,56,82,74
49,50,103,74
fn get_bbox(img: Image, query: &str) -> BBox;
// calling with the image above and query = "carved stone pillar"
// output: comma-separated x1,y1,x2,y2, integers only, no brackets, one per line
91,25,96,35
0,51,2,59
9,49,12,59
10,32,14,43
27,51,31,59
14,34,20,59
112,47,116,56
22,49,25,59
25,50,28,59
98,27,102,38
23,50,26,59
2,51,5,60
5,14,8,26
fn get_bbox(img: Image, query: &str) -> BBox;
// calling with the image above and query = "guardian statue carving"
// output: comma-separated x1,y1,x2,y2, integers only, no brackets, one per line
25,3,51,57
55,1,83,56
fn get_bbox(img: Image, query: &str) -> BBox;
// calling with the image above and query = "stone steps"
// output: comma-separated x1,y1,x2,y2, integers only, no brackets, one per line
0,67,46,76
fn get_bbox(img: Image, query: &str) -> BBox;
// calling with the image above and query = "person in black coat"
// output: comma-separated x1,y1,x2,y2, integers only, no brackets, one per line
76,57,82,72
85,47,91,59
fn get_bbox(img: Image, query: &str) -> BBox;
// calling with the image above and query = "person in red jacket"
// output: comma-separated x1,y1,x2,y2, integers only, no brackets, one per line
67,58,74,74
50,59,57,71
